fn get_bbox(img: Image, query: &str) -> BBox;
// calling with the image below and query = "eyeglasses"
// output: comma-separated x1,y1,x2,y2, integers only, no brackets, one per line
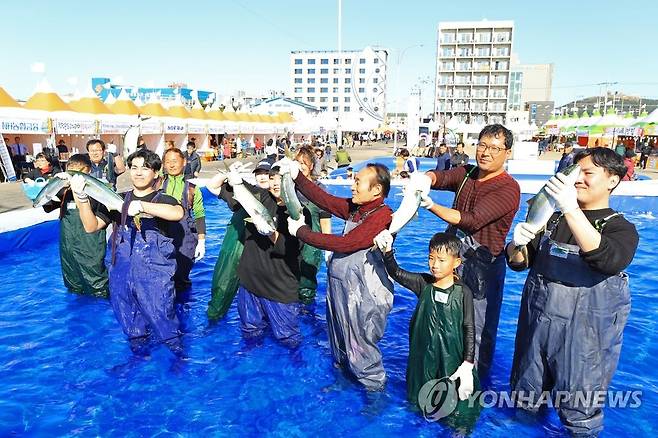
476,143,507,155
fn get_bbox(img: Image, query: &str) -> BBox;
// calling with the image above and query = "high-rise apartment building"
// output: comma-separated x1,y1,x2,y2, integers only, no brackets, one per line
290,46,388,130
434,20,514,126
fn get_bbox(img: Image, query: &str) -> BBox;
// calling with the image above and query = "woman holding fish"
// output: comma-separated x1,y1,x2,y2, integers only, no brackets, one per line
506,147,639,436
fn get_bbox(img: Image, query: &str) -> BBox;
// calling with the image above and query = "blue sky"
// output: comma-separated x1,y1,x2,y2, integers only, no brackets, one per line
2,0,657,113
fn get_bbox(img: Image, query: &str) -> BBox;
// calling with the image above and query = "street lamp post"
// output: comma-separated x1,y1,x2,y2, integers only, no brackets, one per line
393,44,423,154
337,0,342,149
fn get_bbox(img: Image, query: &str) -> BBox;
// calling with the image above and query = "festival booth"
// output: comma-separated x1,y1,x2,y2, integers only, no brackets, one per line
221,107,240,135
139,98,171,154
574,109,602,147
164,98,193,153
206,102,227,139
587,109,625,148
0,87,50,153
104,89,142,155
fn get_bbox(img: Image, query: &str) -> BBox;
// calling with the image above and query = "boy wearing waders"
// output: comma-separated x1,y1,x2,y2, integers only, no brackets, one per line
206,160,272,321
207,164,308,347
407,124,520,380
74,149,185,356
284,160,394,391
161,148,206,292
374,230,480,432
44,154,109,298
506,147,639,436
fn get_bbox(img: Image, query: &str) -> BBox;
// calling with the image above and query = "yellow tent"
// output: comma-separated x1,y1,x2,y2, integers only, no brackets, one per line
189,106,209,120
140,102,169,118
207,110,226,121
23,91,72,112
167,106,190,119
236,113,252,122
108,99,140,116
277,112,294,123
223,111,238,122
0,87,20,108
69,97,112,114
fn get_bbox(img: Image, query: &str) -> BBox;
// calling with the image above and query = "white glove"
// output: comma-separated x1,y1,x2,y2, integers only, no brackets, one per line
69,174,87,199
449,361,474,401
287,216,306,236
420,193,434,210
324,250,332,263
373,229,394,253
545,172,579,214
512,222,538,247
194,239,206,261
106,143,117,154
206,172,227,195
408,172,432,197
54,172,71,183
274,157,300,179
127,200,143,216
228,170,243,186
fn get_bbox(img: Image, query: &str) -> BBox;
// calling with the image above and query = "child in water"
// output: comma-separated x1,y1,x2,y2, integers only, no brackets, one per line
373,230,480,432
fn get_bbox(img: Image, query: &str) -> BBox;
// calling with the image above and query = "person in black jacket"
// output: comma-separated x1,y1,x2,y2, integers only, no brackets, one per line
183,141,202,179
208,164,309,347
373,230,480,431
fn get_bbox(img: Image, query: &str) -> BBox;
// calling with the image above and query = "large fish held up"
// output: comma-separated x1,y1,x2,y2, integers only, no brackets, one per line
388,185,423,234
32,177,69,208
68,171,124,212
524,163,581,233
280,169,303,220
232,181,277,235
122,126,140,158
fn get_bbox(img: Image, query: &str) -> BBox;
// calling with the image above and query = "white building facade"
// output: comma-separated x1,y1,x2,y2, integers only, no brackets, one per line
290,46,388,131
434,20,514,126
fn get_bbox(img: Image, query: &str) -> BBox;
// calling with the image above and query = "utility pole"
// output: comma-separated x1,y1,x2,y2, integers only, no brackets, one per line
336,0,342,150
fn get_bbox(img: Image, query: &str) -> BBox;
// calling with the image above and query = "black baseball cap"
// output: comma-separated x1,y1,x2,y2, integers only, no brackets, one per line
253,160,272,174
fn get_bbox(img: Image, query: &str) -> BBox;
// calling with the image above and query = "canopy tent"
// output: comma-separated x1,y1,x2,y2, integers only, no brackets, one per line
107,89,140,116
588,108,625,135
0,87,20,108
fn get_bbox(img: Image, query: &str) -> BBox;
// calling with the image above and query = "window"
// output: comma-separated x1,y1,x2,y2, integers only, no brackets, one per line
359,58,366,64
308,97,315,102
373,78,378,83
320,106,327,111
294,68,302,74
307,78,315,83
320,87,328,93
294,87,302,93
333,87,339,93
345,78,351,84
345,58,351,64
374,58,379,64
333,68,340,74
307,87,315,92
294,58,302,64
344,106,351,112
345,68,351,74
359,68,365,74
344,87,351,93
321,58,328,64
320,97,328,102
333,97,339,102
308,59,316,64
307,68,315,74
320,78,328,84
320,68,328,74
359,78,365,84
344,97,350,102
294,78,302,84
358,87,365,93
333,78,338,84
333,106,339,111
333,58,340,64
363,97,368,102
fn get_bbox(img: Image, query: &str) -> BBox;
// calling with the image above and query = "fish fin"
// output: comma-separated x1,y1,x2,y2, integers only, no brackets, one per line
243,217,254,223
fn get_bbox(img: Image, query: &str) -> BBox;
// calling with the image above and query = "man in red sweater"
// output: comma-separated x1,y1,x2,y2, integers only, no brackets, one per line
409,124,520,380
284,161,395,391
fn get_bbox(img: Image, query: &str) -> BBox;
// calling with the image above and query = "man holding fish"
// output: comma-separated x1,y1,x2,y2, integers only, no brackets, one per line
281,158,395,391
407,124,521,380
506,147,639,436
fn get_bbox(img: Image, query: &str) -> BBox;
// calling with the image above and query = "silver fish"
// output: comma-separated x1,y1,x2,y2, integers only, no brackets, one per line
68,170,124,212
232,183,277,235
123,126,140,158
280,169,303,220
32,177,69,208
524,163,581,232
389,186,423,234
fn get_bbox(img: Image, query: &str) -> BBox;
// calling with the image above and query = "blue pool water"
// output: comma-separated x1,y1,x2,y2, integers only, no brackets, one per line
0,186,656,436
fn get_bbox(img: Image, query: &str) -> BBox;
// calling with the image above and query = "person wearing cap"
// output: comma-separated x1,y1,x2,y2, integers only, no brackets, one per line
557,141,575,173
207,160,272,320
206,163,309,346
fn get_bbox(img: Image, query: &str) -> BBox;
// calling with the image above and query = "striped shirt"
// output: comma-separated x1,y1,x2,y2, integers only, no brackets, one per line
428,164,520,256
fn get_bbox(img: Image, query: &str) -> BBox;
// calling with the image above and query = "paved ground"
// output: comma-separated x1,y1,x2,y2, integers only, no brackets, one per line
1,142,656,214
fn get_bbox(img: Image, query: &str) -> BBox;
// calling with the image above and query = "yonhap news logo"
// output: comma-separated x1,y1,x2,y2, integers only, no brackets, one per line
418,380,642,423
